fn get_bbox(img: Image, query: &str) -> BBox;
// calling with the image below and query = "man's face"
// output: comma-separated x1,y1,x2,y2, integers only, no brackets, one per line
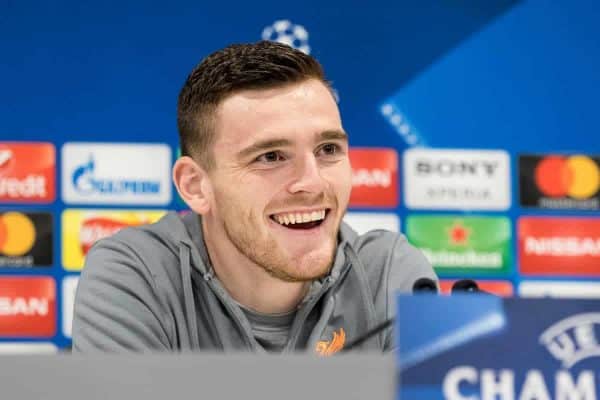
204,79,352,282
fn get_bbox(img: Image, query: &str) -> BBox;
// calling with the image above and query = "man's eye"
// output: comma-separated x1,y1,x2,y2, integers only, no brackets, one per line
319,143,339,155
257,151,284,163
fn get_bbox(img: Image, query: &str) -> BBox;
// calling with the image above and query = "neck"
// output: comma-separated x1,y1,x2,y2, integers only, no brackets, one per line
201,216,309,314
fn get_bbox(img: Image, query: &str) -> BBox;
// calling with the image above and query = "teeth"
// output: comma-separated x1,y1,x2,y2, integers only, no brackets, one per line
273,210,327,226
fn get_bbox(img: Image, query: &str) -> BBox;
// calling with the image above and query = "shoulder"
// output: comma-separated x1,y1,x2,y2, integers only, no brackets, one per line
83,212,186,277
340,222,437,293
77,211,191,317
72,213,189,351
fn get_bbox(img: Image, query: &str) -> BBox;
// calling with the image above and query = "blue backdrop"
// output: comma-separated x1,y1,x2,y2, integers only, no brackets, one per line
1,0,599,349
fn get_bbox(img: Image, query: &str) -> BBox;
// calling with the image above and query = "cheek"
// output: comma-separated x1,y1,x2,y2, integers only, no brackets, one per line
215,175,278,214
332,163,353,202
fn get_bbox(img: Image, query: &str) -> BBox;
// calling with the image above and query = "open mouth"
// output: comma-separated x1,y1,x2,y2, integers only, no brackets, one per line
270,209,330,230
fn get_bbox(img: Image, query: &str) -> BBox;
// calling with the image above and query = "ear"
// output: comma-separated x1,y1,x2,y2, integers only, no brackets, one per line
172,156,212,215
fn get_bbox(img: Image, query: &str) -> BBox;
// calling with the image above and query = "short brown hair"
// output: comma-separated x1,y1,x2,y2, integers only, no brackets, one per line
177,41,330,169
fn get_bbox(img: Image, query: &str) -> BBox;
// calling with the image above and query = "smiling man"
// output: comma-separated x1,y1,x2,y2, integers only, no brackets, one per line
72,41,437,353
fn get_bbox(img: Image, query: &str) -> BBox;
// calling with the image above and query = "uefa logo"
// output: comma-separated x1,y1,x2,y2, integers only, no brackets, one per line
261,20,310,54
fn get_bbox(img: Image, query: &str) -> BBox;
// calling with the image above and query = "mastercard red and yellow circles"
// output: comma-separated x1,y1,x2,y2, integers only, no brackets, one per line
534,155,600,199
0,212,36,256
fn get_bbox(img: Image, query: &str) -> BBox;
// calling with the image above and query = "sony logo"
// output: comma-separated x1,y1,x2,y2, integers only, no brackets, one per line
416,160,499,177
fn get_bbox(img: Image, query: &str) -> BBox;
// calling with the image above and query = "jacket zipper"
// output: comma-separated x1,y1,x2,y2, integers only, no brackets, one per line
182,240,259,351
203,274,262,351
284,258,353,352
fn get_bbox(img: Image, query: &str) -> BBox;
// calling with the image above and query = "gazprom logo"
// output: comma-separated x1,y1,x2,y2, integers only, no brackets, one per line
72,156,160,195
62,143,171,205
540,313,600,368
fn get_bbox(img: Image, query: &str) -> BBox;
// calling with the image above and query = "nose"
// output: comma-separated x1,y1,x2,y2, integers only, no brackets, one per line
287,153,326,194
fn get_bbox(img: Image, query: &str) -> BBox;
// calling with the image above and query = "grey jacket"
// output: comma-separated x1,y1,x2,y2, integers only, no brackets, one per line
72,211,437,353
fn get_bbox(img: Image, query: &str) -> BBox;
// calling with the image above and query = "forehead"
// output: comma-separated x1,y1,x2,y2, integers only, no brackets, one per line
213,79,342,148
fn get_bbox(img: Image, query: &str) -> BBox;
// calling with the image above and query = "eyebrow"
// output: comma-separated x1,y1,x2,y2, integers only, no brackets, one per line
319,130,348,142
236,139,293,160
236,130,348,160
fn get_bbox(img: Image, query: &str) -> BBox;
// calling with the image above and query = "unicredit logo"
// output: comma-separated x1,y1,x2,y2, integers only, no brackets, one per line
0,150,11,167
416,160,499,178
535,155,599,199
0,143,55,202
0,149,46,198
72,156,160,195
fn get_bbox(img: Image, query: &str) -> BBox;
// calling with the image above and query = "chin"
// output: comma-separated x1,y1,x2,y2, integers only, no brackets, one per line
286,250,335,281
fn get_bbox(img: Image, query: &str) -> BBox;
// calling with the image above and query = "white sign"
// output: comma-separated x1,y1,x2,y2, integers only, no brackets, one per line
62,276,79,338
343,212,400,235
404,148,510,210
62,143,171,205
519,281,600,299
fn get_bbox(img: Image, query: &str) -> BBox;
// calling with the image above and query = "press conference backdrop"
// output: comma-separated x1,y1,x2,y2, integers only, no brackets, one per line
1,0,600,351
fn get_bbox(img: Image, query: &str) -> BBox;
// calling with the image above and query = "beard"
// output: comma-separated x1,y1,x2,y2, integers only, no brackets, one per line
217,192,340,282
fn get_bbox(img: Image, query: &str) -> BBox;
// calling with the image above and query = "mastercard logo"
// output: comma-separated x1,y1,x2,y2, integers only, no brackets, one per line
534,156,600,199
0,212,36,256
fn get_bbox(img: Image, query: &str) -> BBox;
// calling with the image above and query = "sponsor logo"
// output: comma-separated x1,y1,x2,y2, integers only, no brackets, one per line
62,276,78,338
519,154,600,210
540,313,600,368
443,315,599,399
315,328,345,356
62,209,166,270
62,143,171,205
262,19,310,54
439,280,514,297
406,215,511,275
71,156,160,195
343,212,399,235
0,212,52,267
519,281,600,299
518,217,600,276
404,148,510,210
349,148,398,208
0,142,55,203
0,277,55,337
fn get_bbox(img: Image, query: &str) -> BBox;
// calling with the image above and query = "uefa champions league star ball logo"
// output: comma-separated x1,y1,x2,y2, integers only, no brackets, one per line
261,19,310,54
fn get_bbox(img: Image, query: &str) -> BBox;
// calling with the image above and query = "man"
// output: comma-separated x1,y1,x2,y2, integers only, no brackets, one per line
72,41,437,353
